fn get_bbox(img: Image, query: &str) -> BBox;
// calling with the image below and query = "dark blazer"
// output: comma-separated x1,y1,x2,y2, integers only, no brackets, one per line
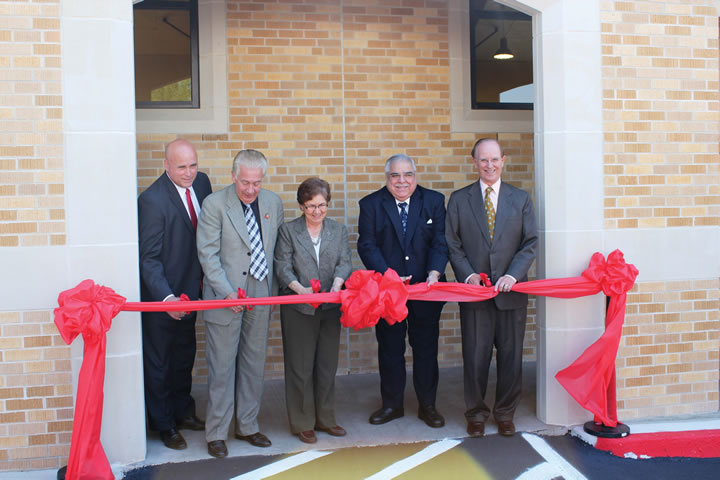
139,172,212,305
446,180,537,310
357,185,448,284
274,216,353,315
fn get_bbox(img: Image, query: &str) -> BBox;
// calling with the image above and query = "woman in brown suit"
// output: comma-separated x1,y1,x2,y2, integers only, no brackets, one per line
274,177,353,444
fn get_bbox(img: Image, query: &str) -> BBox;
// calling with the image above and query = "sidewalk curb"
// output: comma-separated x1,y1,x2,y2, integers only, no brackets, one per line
571,418,720,459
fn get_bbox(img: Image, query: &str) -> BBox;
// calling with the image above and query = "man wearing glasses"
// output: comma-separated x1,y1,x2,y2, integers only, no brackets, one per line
357,154,449,429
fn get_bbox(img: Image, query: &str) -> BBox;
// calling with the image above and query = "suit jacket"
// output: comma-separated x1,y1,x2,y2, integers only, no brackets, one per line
357,185,448,286
446,180,538,310
274,216,353,316
196,185,284,326
138,172,212,307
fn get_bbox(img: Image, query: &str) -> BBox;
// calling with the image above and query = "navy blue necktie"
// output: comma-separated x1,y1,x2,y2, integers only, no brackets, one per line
398,202,408,235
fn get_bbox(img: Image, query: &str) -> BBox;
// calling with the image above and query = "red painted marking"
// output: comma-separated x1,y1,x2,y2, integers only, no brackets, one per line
596,430,720,458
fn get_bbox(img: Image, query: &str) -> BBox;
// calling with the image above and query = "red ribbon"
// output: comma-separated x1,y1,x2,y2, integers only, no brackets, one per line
54,250,638,479
54,280,124,480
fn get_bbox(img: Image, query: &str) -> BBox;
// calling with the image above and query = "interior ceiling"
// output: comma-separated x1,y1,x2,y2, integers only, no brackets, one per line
471,0,532,62
134,8,190,56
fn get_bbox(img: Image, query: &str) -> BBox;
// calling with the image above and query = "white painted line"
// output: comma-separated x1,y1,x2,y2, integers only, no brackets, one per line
229,450,334,480
365,439,461,480
521,433,588,480
515,461,561,480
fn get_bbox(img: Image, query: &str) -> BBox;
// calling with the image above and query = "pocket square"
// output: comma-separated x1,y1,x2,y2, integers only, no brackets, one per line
426,218,433,224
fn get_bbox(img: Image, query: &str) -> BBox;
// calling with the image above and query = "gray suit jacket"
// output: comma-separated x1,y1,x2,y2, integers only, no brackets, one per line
274,215,353,316
197,185,284,325
446,180,537,310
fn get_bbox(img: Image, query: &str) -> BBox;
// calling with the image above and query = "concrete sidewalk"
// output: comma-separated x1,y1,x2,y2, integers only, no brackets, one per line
2,362,718,479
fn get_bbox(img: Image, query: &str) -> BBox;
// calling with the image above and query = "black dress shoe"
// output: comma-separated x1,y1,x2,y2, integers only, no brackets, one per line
176,414,205,431
418,406,445,428
467,421,485,438
160,428,187,450
235,432,272,448
369,407,404,425
207,440,228,458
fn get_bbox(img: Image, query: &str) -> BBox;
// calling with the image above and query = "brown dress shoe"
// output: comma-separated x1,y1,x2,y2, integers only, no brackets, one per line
467,421,485,438
298,430,317,444
235,431,272,448
497,420,516,436
176,414,205,431
207,440,228,458
316,425,347,437
160,428,187,450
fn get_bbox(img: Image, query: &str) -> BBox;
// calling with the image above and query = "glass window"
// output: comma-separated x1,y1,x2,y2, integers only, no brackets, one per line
470,1,532,110
134,0,199,108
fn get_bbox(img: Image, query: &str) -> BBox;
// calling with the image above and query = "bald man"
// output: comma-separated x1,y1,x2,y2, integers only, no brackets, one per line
139,139,212,450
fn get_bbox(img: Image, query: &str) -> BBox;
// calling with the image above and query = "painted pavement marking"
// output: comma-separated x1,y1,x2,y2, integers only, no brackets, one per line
521,433,588,480
229,450,334,480
364,439,462,480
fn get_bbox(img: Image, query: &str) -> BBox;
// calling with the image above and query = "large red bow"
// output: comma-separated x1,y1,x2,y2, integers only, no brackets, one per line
339,269,409,330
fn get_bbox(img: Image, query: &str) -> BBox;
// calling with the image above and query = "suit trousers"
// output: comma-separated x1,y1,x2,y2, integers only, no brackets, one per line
460,301,527,423
375,300,441,409
280,306,341,434
142,312,197,432
205,278,270,441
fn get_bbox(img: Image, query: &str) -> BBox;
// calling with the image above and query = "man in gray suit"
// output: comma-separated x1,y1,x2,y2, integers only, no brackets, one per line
446,138,537,438
197,149,284,458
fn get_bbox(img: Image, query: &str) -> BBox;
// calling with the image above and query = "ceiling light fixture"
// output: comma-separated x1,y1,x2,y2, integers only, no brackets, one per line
493,37,514,60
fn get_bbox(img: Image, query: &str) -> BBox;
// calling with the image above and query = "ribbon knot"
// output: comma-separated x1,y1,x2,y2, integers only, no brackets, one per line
308,279,322,309
581,249,638,296
54,279,126,346
339,268,409,331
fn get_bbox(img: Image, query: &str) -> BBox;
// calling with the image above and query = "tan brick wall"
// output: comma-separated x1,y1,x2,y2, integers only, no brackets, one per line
0,0,71,472
601,1,719,230
601,0,720,418
136,1,537,385
0,0,65,248
617,279,719,419
0,310,71,471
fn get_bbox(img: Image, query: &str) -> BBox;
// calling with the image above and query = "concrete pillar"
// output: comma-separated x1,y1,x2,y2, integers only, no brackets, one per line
61,0,145,467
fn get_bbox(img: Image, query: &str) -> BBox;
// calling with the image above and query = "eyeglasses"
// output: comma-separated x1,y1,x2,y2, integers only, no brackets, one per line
303,203,328,212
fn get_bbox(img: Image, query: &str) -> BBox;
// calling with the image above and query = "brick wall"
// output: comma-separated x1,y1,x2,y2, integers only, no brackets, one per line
135,0,538,386
0,0,64,247
601,0,719,419
0,0,72,472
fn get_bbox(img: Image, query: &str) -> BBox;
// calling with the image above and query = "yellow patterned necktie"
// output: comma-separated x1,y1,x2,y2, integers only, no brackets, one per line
485,186,495,241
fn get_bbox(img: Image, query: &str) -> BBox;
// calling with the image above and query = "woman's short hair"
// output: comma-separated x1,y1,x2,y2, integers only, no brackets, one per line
297,177,331,205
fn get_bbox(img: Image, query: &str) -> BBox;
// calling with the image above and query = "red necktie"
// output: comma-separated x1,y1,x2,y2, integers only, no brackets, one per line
186,188,197,230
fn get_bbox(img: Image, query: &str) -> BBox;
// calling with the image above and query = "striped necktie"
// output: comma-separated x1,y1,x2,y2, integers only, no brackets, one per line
243,203,268,281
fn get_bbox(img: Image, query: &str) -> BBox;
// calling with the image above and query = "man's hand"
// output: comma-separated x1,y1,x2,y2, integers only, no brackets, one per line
426,270,440,286
165,295,186,320
494,274,517,293
225,292,244,314
466,273,483,286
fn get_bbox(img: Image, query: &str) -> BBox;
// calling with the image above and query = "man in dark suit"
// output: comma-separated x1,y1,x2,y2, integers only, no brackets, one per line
138,139,212,450
358,154,449,428
446,138,537,438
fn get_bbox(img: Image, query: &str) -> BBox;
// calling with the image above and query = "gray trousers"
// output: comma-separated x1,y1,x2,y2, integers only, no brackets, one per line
460,301,527,423
280,306,341,434
205,279,270,441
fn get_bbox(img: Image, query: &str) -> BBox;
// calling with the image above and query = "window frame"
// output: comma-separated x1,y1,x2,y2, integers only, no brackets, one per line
134,0,200,109
469,2,533,111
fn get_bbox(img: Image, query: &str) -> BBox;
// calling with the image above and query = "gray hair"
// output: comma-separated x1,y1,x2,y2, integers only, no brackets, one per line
384,154,417,175
232,149,268,176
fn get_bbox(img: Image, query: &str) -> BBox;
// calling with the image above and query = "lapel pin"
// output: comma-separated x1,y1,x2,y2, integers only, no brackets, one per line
426,218,433,224
264,213,269,219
